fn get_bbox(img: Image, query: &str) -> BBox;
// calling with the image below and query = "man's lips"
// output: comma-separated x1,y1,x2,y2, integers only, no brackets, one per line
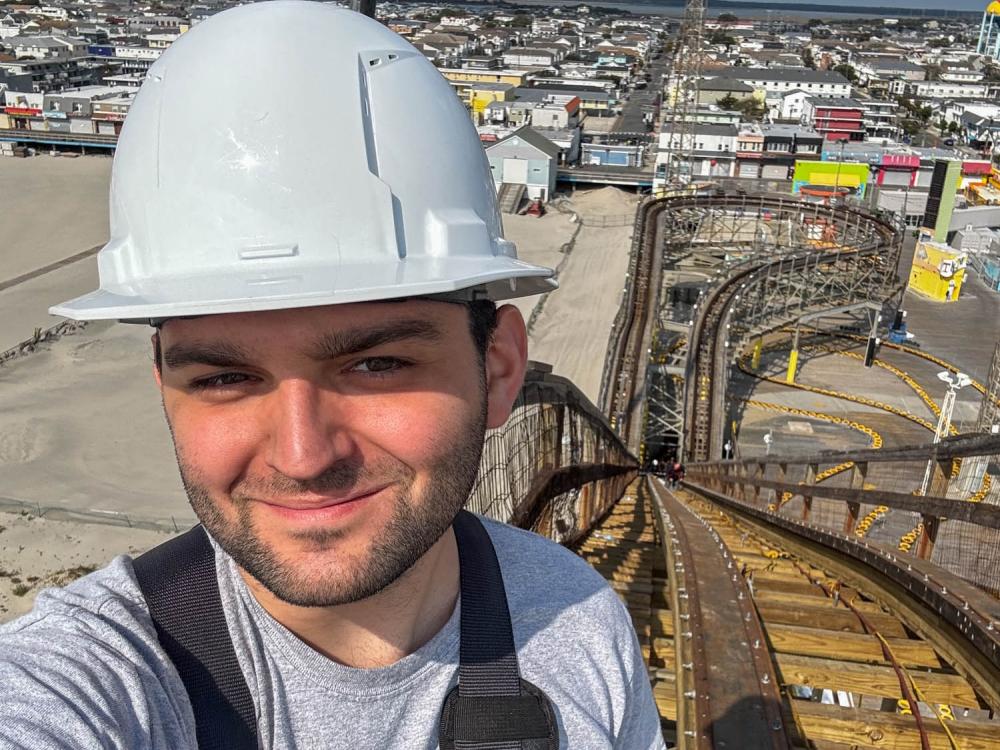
257,484,391,512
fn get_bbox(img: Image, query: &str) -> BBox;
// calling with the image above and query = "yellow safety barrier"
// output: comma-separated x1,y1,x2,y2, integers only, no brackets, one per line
785,349,798,384
898,522,924,553
751,338,762,371
746,400,882,511
854,505,889,539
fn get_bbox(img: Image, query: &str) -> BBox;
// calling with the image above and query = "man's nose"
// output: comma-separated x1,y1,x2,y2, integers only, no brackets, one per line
264,379,355,481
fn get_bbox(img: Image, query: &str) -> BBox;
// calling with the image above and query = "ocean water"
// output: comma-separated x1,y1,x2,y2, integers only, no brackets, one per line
504,0,985,18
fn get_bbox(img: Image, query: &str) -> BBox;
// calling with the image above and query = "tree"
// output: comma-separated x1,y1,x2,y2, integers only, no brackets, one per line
833,64,858,83
901,118,923,136
735,98,766,121
717,94,739,110
948,121,959,134
509,14,532,28
717,13,738,22
801,47,815,69
709,31,737,47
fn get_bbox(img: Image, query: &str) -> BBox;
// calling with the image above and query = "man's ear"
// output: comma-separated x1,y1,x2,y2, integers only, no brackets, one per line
484,304,528,429
151,332,163,388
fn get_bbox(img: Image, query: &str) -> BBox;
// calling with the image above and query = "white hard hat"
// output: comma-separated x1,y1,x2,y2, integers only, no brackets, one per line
50,1,556,322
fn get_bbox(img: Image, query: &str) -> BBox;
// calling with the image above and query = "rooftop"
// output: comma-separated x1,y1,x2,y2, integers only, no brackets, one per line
719,67,850,85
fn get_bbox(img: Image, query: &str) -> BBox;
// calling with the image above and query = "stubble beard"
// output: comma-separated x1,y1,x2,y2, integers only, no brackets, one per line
170,401,488,608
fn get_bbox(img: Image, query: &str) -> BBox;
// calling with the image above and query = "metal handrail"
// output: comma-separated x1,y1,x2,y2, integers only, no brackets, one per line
699,432,1000,469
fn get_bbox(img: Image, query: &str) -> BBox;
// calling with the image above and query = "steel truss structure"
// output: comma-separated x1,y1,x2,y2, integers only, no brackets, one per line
642,195,903,464
657,0,705,187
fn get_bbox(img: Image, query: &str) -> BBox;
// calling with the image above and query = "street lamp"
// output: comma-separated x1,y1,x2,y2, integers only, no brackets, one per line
919,370,972,495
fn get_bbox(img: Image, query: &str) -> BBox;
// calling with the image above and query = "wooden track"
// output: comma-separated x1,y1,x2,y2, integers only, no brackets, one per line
573,478,1000,749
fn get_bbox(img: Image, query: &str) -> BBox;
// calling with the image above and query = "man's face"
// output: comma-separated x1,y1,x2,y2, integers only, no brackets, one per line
154,300,525,608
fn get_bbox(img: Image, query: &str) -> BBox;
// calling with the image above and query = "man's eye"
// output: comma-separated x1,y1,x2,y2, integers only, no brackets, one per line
190,372,253,390
351,357,408,375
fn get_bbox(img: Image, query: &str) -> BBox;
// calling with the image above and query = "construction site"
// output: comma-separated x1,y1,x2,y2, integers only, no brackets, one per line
1,0,999,748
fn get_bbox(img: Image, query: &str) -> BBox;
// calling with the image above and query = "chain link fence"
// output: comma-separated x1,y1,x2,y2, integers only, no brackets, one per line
686,433,1000,597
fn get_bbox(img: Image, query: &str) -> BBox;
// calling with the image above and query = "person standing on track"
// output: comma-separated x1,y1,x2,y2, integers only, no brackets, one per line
0,4,664,749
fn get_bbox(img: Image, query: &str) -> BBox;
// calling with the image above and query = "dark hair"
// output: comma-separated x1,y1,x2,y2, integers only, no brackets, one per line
466,299,499,362
153,300,499,371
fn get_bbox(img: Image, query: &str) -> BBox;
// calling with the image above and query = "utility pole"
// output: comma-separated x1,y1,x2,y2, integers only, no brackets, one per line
833,139,845,204
920,370,972,495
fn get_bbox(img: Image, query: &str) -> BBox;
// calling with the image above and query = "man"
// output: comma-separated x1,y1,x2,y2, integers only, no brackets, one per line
0,3,664,749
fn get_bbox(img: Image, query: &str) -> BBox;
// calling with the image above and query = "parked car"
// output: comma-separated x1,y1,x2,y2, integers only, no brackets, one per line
943,138,956,146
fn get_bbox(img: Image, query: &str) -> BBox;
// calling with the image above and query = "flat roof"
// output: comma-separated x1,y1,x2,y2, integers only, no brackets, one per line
720,67,850,85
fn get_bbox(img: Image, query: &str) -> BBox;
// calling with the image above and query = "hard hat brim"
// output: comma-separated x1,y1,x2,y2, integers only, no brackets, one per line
49,256,557,322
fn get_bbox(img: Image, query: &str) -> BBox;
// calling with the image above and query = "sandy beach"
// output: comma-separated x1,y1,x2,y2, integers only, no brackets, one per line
0,157,637,623
0,155,110,353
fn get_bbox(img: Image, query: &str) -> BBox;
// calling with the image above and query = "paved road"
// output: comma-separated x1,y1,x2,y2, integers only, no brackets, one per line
614,52,669,135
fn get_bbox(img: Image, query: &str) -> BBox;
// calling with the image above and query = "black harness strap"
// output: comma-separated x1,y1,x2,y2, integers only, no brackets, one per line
438,512,557,750
133,526,257,750
134,512,557,749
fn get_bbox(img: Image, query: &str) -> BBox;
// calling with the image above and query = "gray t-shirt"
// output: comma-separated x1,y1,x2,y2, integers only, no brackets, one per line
0,516,665,749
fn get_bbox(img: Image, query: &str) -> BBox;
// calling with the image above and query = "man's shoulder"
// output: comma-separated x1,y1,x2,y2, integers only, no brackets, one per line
0,553,158,655
478,515,625,623
2,555,146,627
0,555,197,747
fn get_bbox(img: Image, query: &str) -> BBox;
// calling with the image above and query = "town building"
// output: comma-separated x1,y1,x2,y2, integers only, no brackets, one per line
715,67,852,98
802,97,865,141
485,126,560,201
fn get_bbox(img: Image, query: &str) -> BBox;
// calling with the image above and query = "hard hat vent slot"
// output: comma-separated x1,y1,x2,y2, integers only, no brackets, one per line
363,50,406,71
238,244,299,260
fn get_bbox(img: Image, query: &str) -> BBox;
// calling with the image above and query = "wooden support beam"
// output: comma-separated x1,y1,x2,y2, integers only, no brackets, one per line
755,601,908,637
753,587,885,613
916,514,940,561
845,459,867,535
712,477,1000,529
764,622,941,668
793,698,1000,750
774,653,981,707
651,608,674,636
802,462,817,522
653,678,677,722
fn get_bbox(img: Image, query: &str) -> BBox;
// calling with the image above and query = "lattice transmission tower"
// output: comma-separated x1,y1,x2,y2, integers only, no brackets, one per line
659,0,706,187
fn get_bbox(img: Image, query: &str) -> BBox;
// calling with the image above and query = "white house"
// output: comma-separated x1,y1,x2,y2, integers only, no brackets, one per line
718,67,852,98
485,126,560,201
902,81,988,99
502,48,557,68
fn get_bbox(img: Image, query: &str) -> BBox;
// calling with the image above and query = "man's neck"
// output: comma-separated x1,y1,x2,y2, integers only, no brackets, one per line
238,528,460,669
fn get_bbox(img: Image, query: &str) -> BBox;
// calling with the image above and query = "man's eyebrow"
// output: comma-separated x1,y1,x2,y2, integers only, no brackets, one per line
162,341,254,369
310,319,445,360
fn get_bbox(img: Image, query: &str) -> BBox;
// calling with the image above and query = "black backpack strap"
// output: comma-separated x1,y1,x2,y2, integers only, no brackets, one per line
439,511,559,750
132,525,258,750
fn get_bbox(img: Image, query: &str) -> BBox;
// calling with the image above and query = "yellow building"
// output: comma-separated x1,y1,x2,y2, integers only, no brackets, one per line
439,68,528,88
468,83,514,123
908,241,968,302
